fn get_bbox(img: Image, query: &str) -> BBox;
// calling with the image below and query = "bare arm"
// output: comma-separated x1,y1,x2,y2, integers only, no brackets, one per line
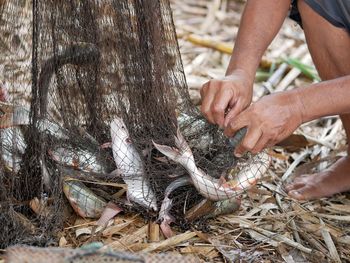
201,0,291,128
226,0,291,79
223,75,350,156
297,75,350,122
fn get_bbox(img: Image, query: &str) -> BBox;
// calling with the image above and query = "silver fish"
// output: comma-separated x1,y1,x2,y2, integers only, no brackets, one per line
208,198,241,219
158,176,192,238
0,101,69,140
49,146,109,174
153,129,270,201
177,112,213,152
110,118,157,211
63,180,107,218
0,127,26,173
185,197,241,222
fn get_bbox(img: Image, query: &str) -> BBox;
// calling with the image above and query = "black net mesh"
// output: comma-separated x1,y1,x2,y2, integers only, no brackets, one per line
5,245,199,263
0,0,270,248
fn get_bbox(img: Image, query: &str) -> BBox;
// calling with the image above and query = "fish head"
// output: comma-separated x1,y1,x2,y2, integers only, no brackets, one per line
110,117,130,142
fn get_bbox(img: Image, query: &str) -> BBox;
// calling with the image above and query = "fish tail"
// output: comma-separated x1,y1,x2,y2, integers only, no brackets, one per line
153,128,194,167
152,141,181,163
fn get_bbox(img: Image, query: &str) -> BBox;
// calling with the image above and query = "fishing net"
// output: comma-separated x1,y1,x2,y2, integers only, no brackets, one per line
5,245,199,263
0,0,270,248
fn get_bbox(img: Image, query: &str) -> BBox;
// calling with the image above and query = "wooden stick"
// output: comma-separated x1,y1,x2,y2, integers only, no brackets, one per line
148,221,160,242
320,219,342,263
179,34,273,68
142,231,197,253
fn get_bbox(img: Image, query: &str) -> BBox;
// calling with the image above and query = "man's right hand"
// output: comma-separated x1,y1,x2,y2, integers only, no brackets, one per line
200,69,253,128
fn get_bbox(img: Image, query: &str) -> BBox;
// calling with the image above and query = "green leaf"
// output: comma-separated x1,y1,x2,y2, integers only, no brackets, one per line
284,58,320,81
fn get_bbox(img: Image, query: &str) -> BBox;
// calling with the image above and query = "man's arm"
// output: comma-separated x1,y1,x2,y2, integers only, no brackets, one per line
226,0,291,78
224,75,350,156
200,0,291,128
297,76,350,122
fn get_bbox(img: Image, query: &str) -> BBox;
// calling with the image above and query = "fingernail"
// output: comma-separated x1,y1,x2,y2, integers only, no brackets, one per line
234,152,242,158
288,190,302,199
223,120,228,128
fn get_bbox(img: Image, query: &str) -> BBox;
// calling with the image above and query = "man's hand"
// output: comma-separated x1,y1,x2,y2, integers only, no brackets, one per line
224,91,304,156
200,70,253,128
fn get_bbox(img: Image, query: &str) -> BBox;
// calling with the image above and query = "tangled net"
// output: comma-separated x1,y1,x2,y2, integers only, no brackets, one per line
0,0,270,248
5,244,198,263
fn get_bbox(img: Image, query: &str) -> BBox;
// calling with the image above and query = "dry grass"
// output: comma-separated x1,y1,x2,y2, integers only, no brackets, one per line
55,1,350,262
2,1,350,262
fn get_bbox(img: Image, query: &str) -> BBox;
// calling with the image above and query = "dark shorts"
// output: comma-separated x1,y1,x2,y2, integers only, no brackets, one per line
290,0,350,33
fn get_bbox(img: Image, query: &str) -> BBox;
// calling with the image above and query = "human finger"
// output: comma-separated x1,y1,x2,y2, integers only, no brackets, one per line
223,100,243,128
211,88,235,128
223,112,247,137
200,82,216,123
284,181,305,192
250,136,271,154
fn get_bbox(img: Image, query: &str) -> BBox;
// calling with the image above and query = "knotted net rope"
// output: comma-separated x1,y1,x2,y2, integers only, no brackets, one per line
0,0,270,248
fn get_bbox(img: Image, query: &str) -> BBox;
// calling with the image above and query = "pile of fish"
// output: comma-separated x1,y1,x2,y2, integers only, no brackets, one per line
0,40,270,235
0,95,270,237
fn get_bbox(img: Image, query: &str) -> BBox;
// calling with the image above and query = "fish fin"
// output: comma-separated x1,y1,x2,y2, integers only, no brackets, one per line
153,156,170,163
66,197,87,218
174,128,184,147
109,168,122,177
100,142,112,149
152,140,180,163
160,214,175,239
160,221,174,239
218,176,227,187
233,182,245,191
174,128,190,153
0,85,9,102
142,147,151,157
167,173,182,178
97,201,123,226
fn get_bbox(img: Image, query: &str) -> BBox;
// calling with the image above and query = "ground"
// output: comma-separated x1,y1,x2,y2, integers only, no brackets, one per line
1,1,350,262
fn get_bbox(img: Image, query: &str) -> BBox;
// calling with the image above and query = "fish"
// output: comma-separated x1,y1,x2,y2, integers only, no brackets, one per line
48,145,110,174
225,152,270,190
63,180,107,218
185,198,241,222
0,127,26,173
153,129,271,201
0,101,69,140
158,176,192,238
110,117,157,211
209,197,241,219
0,86,27,174
177,112,213,152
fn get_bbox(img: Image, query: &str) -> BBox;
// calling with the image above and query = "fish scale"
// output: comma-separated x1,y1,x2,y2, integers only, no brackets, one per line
110,118,157,211
63,180,107,218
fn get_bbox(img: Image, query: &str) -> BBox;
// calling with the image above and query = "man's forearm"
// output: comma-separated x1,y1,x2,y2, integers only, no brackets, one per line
295,75,350,122
226,0,291,80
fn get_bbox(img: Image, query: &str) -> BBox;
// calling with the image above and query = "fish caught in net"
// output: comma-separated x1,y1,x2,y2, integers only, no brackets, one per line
0,0,270,248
